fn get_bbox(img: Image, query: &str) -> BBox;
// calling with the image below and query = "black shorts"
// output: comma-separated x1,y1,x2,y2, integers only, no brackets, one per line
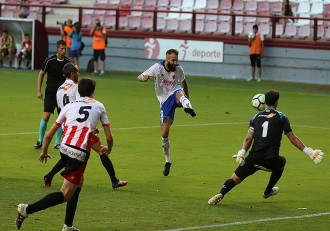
250,54,261,67
93,49,106,61
44,90,60,114
235,155,286,180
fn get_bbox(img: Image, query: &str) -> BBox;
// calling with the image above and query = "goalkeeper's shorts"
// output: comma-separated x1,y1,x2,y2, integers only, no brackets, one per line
235,155,286,180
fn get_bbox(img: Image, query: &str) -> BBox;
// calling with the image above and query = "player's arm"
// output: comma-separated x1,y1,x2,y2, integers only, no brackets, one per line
233,129,254,166
286,131,324,164
38,123,59,163
103,125,113,155
137,73,150,82
181,79,190,99
37,70,46,100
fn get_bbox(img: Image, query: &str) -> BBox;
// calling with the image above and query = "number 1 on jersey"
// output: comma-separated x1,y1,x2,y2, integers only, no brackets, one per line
262,121,269,137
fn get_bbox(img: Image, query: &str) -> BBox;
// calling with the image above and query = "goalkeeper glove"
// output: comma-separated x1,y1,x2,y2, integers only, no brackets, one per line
303,147,324,164
232,149,246,166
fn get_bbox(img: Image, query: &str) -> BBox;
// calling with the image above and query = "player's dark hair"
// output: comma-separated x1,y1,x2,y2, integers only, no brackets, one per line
24,33,30,37
78,78,96,97
63,63,77,78
265,90,280,106
166,49,179,56
56,39,66,48
2,29,8,34
253,24,258,30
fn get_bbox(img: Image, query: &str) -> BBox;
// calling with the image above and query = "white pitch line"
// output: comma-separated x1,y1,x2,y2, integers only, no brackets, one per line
162,212,330,231
0,122,329,136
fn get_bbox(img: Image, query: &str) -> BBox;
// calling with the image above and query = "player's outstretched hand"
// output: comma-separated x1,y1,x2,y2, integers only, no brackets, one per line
304,147,324,164
232,149,246,166
38,152,52,163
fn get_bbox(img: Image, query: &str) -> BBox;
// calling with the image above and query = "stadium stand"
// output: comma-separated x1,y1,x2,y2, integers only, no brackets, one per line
1,0,329,42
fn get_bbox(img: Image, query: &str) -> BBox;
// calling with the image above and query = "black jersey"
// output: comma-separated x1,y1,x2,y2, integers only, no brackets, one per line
248,108,292,159
42,54,71,92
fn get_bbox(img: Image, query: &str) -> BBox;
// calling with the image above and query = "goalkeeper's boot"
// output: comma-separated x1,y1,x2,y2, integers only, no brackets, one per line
62,224,80,231
112,179,128,189
16,204,28,230
263,187,279,199
208,193,223,205
43,174,53,187
163,162,172,176
34,141,42,149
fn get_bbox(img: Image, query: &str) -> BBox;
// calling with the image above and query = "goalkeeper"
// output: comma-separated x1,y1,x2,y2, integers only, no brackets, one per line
208,89,324,205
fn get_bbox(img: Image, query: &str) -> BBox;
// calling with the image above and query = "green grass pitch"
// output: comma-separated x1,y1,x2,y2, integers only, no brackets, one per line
0,68,329,231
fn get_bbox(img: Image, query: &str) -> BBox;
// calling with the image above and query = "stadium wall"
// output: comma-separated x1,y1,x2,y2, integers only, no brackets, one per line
48,35,330,85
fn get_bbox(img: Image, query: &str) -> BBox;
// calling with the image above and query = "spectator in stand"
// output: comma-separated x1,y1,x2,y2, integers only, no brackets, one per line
0,29,17,68
60,19,73,61
89,18,107,76
68,22,82,67
280,0,297,32
18,0,30,18
16,33,32,70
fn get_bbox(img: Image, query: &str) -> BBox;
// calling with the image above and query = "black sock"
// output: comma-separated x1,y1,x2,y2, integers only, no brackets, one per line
26,192,64,215
219,179,236,196
100,155,117,183
65,188,81,227
48,158,65,179
264,170,283,195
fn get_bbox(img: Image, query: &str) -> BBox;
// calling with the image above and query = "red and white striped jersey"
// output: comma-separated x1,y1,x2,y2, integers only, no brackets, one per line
56,79,80,110
55,97,110,152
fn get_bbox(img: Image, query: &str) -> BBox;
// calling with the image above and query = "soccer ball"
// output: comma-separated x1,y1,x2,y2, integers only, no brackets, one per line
248,32,255,39
251,94,265,111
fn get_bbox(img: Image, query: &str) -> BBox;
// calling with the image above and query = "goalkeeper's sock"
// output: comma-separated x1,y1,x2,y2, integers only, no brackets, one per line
26,192,64,215
162,137,171,163
100,155,117,182
65,188,81,227
179,95,193,109
220,179,236,196
38,119,48,142
264,170,283,195
55,127,63,146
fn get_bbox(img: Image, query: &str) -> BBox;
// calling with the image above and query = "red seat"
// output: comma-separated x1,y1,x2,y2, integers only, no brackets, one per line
272,2,282,14
259,23,270,37
170,0,181,7
204,20,217,34
158,0,169,7
217,21,230,35
132,0,144,6
119,16,129,29
257,11,270,24
297,25,311,39
244,12,256,23
245,1,257,11
283,24,297,38
94,3,107,15
166,18,179,31
82,14,93,27
235,22,243,35
157,17,166,31
218,10,231,22
232,0,244,11
258,1,270,12
195,20,204,33
104,15,116,28
145,0,157,6
206,0,218,9
275,23,284,37
220,0,232,10
141,16,153,30
128,16,141,30
179,19,192,32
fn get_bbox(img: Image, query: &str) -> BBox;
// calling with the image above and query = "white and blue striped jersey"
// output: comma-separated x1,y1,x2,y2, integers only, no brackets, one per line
142,61,185,106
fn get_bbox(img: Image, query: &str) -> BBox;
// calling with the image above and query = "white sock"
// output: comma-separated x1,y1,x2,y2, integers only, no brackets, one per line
162,137,171,163
179,96,192,109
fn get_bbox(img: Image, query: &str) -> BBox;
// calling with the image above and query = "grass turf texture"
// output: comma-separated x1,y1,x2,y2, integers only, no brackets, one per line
0,69,329,231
